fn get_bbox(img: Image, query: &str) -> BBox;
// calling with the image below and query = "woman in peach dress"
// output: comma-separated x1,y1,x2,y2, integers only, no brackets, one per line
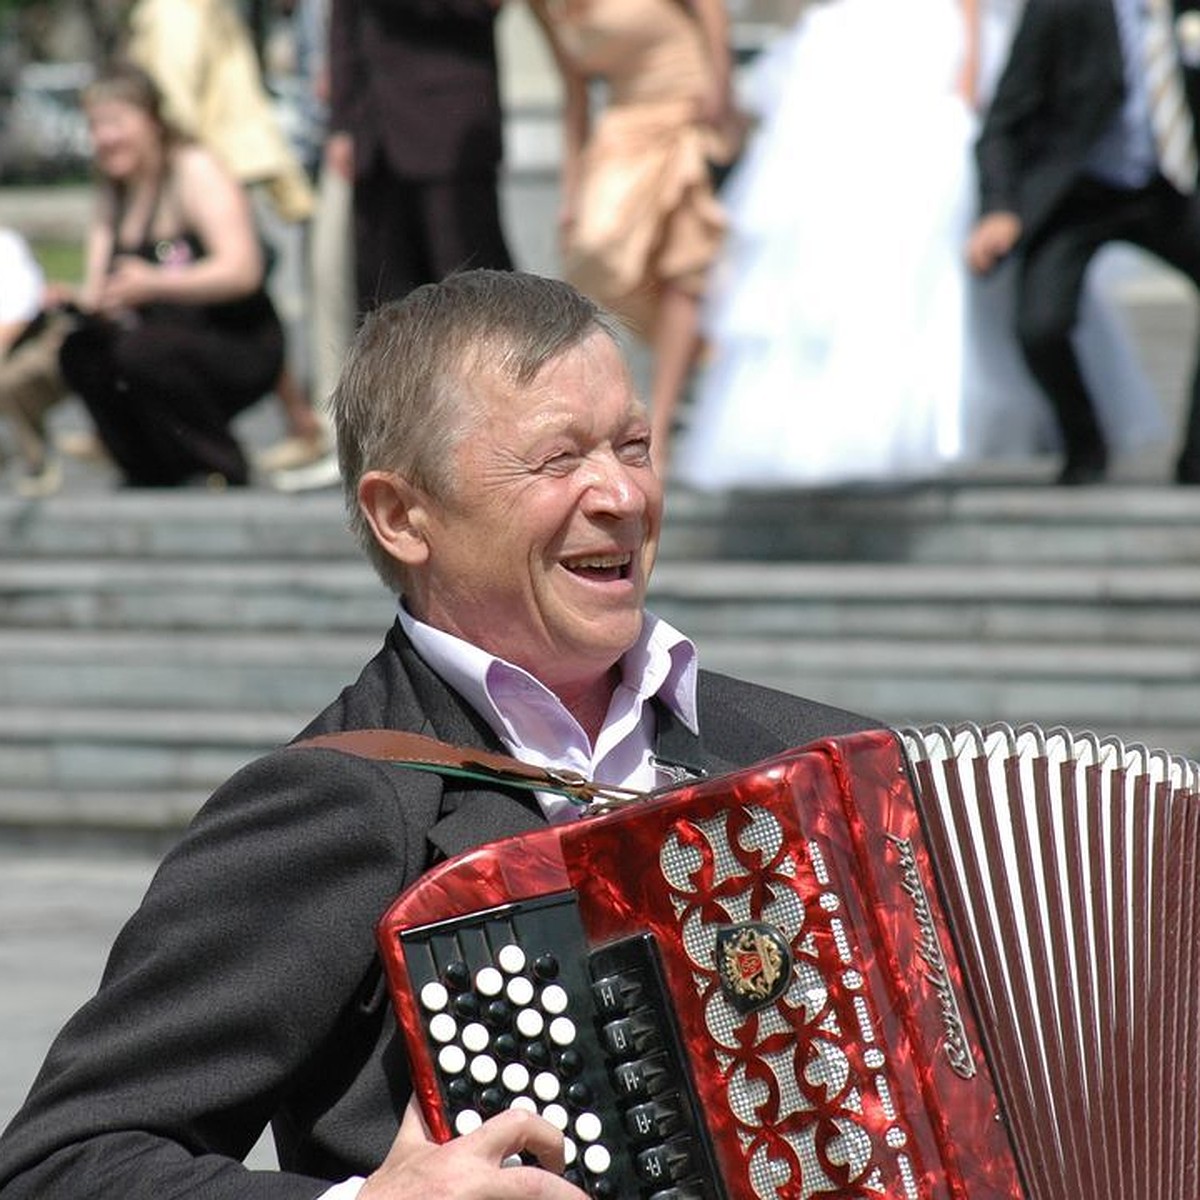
528,0,738,470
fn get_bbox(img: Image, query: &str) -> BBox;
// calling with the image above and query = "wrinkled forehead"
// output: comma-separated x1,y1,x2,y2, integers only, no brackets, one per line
449,325,627,418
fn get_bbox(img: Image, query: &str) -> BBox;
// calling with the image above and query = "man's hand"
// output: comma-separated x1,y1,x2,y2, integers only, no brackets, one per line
326,133,355,183
966,211,1023,274
359,1099,590,1200
97,256,161,314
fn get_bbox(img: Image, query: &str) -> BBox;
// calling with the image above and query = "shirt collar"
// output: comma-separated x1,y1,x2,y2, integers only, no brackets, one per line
396,602,699,757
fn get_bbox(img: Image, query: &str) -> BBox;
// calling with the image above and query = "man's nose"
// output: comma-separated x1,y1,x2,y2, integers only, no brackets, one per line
584,452,645,512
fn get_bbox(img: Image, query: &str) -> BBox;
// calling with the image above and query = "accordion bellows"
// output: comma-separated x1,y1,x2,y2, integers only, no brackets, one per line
377,724,1200,1200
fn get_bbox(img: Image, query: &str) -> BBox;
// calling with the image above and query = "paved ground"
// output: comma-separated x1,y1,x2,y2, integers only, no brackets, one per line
0,846,278,1167
0,849,155,1126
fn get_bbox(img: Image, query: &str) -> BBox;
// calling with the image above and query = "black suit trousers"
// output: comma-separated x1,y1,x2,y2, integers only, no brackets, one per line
352,161,514,315
1014,174,1200,471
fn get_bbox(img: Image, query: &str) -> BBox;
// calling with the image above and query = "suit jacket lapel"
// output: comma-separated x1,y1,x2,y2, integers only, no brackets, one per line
385,622,550,860
653,699,736,783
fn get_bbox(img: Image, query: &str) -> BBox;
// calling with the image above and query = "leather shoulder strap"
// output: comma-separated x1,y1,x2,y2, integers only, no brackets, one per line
290,728,648,809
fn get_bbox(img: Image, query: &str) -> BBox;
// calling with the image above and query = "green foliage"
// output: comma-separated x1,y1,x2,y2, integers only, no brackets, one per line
31,236,83,284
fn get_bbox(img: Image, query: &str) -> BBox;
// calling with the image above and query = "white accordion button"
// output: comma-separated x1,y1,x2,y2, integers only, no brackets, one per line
574,1112,603,1143
475,966,504,997
515,1008,545,1039
541,1102,569,1130
582,1144,611,1174
454,1109,483,1135
532,1071,560,1101
497,944,527,975
540,984,569,1014
548,1016,576,1046
506,976,535,1007
420,981,449,1012
461,1022,490,1053
437,1044,466,1075
509,1095,537,1114
501,1062,531,1093
470,1054,498,1084
428,1013,457,1044
563,1137,578,1166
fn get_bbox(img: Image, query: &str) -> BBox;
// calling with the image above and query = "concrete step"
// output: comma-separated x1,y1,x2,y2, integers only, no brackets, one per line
3,631,1197,778
0,706,301,792
0,560,389,631
2,559,1197,644
6,485,1200,564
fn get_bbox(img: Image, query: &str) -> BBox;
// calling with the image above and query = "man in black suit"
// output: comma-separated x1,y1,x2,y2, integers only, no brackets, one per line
0,271,874,1200
967,0,1200,484
328,0,514,315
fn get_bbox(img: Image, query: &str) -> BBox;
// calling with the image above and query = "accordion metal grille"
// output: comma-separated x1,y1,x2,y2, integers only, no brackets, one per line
899,723,1200,1200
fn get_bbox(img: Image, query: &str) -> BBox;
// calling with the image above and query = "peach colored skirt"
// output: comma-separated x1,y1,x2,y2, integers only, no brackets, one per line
563,98,726,338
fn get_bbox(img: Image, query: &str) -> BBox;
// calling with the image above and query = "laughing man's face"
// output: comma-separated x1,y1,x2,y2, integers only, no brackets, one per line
413,330,662,696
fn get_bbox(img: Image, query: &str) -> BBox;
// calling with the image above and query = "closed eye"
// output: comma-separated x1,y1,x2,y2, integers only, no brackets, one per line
618,435,652,466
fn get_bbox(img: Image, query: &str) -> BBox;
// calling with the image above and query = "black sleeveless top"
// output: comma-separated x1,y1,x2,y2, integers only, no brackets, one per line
109,175,279,333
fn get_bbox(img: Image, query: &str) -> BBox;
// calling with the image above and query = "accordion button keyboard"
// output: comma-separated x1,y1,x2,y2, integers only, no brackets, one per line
400,896,724,1200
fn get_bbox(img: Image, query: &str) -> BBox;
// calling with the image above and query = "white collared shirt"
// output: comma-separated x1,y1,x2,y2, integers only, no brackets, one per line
397,602,699,820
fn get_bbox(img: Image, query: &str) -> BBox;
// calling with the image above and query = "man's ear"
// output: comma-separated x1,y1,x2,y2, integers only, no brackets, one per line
357,470,431,567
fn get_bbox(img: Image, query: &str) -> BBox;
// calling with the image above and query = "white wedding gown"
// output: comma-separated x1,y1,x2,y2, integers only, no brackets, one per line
673,0,1165,490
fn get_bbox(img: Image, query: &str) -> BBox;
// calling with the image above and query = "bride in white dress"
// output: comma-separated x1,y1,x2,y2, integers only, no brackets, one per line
673,0,1164,490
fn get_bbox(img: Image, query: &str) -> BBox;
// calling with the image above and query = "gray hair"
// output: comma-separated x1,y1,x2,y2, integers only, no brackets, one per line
330,269,620,590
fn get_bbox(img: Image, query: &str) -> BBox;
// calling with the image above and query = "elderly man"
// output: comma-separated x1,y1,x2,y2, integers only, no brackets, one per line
0,270,871,1199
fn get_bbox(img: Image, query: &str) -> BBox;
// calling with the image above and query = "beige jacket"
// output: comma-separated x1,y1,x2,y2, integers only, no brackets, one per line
127,0,314,221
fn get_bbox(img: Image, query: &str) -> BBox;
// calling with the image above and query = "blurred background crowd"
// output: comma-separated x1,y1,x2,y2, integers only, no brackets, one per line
1,0,1198,498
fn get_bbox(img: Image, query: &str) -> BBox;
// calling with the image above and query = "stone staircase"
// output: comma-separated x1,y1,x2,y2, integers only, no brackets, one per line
2,482,1199,847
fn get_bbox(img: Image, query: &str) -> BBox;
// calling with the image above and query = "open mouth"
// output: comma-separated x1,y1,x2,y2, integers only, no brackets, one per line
562,552,633,583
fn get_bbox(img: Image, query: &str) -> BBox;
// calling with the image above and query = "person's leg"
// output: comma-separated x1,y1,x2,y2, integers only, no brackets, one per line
647,281,703,476
88,317,282,487
309,163,356,409
353,165,428,313
0,316,69,480
419,172,514,280
1014,191,1115,483
1121,181,1200,481
59,320,164,484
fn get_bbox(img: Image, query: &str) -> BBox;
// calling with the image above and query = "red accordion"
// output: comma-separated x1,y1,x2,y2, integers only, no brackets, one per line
375,725,1200,1200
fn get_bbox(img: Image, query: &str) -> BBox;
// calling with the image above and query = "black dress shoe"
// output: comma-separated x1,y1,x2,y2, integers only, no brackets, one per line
1175,457,1200,485
1056,449,1108,486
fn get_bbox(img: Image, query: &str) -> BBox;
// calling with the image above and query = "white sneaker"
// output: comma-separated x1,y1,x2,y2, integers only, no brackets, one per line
14,456,63,499
268,452,341,493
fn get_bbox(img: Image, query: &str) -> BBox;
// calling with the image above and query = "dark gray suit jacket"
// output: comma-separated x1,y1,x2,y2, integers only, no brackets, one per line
975,0,1126,239
977,0,1200,240
0,622,875,1199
